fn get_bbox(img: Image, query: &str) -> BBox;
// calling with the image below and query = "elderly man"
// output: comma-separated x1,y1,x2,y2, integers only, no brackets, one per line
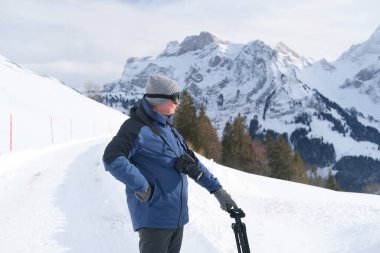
103,75,237,253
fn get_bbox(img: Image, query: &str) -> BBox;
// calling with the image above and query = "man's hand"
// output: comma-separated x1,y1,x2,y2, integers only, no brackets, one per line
174,153,204,180
213,187,238,211
135,184,152,203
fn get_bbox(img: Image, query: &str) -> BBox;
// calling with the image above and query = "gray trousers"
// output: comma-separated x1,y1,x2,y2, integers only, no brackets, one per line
138,227,184,253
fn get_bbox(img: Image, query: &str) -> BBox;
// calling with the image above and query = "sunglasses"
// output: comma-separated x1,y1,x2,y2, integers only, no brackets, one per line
144,92,181,104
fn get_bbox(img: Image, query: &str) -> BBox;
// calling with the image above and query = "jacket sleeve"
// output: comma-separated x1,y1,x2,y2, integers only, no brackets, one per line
195,161,222,193
171,127,222,193
102,120,149,192
103,156,149,192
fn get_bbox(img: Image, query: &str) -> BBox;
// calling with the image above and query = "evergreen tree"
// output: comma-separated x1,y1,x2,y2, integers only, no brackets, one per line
232,114,253,171
174,90,198,148
222,121,234,166
222,114,254,172
268,137,293,180
264,132,275,176
325,171,340,191
196,105,222,162
291,151,309,184
266,134,309,183
251,139,270,176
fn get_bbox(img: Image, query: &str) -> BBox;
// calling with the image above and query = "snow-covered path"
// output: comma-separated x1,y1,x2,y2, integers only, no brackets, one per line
1,136,380,253
0,137,137,253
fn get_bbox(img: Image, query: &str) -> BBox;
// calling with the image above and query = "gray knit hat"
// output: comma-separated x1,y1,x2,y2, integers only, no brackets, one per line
145,75,180,106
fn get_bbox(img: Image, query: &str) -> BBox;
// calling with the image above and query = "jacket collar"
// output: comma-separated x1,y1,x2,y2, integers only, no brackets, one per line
141,98,174,126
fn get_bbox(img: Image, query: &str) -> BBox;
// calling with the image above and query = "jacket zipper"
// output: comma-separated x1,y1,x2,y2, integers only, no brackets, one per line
161,124,184,227
177,174,184,227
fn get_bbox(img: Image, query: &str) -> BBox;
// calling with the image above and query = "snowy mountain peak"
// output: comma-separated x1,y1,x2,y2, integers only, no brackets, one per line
159,41,180,57
160,31,226,57
338,25,380,62
275,42,312,69
238,40,275,61
368,25,380,43
275,42,299,56
317,58,337,72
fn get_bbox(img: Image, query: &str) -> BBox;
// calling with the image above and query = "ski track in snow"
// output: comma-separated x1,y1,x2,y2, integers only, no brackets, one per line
1,137,380,253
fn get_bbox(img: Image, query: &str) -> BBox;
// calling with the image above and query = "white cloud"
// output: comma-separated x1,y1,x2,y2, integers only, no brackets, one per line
0,0,379,88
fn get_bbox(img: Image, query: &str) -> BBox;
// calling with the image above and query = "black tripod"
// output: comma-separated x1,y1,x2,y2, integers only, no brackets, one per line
228,208,251,253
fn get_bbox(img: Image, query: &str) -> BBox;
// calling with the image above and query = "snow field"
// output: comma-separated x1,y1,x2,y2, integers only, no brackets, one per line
2,137,379,253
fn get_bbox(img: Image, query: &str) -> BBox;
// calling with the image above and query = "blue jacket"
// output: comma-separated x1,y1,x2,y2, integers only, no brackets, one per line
103,99,221,231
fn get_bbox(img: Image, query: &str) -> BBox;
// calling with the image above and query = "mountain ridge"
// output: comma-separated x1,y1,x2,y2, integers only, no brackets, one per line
97,30,380,192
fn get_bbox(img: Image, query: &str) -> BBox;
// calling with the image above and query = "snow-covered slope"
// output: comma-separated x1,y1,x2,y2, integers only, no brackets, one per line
1,137,379,253
0,55,126,153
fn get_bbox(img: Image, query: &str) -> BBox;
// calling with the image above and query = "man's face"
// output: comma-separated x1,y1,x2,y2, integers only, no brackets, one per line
153,99,179,116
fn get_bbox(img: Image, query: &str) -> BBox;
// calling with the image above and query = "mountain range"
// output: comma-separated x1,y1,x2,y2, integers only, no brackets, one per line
97,28,380,193
1,39,380,253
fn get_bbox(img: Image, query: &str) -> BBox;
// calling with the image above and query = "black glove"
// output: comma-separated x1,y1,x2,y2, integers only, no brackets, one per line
135,184,152,203
213,187,238,212
174,153,204,181
186,149,199,163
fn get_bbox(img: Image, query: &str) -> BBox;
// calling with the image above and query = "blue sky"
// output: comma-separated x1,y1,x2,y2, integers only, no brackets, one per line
1,0,379,89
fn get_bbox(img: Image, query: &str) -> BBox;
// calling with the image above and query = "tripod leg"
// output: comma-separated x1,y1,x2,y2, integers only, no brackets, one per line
240,223,250,253
232,224,242,253
233,224,250,253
